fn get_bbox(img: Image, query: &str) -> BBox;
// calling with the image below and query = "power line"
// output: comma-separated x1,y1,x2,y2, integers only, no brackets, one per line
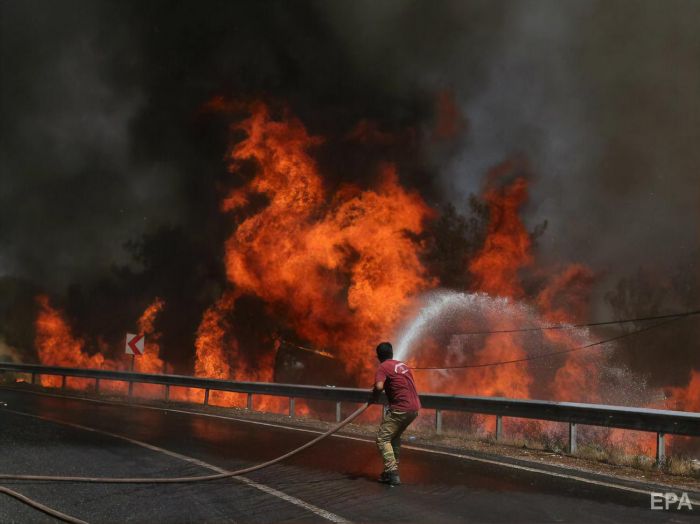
453,309,700,336
412,316,684,371
276,309,699,369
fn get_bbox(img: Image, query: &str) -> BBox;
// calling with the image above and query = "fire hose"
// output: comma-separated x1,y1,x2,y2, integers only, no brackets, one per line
1,401,371,524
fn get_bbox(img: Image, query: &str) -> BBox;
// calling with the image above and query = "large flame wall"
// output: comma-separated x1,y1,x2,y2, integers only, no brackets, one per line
32,101,698,439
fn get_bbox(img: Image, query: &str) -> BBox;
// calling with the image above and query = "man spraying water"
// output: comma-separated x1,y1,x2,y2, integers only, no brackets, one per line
371,341,421,486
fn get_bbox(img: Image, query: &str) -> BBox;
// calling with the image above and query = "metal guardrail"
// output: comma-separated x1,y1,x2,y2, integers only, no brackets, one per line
1,361,698,464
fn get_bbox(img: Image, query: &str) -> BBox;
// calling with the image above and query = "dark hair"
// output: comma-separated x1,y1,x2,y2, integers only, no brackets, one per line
376,342,393,362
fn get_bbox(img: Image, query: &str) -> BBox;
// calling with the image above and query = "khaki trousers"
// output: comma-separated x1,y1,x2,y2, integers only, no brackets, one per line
376,408,418,472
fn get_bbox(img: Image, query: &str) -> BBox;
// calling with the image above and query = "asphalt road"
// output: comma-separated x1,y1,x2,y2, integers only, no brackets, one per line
0,388,698,523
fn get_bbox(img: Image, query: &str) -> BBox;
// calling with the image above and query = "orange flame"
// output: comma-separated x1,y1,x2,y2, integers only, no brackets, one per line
134,297,165,374
131,297,166,397
192,101,433,389
186,292,241,406
666,370,700,412
35,296,166,395
469,162,532,298
540,266,602,403
35,295,110,388
453,166,537,405
194,292,234,381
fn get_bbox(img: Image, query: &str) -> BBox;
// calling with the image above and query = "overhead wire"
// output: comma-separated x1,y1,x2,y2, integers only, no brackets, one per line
452,308,700,336
277,308,699,370
412,316,684,370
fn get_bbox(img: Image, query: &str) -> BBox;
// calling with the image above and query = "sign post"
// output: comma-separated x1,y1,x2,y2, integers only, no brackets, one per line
125,333,145,398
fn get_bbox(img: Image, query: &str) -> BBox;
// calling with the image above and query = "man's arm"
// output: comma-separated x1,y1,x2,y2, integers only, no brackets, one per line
370,364,387,403
369,380,384,403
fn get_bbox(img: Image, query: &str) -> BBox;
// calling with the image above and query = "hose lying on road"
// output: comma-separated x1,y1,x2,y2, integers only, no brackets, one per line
0,486,88,524
1,401,370,522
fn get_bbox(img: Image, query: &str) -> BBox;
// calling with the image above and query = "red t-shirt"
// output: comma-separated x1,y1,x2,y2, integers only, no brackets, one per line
375,359,421,412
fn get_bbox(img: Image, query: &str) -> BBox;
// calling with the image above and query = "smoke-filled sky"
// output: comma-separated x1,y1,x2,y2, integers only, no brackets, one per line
1,0,699,295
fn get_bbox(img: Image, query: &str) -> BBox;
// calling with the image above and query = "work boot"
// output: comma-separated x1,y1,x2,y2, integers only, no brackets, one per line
378,470,391,483
388,470,401,486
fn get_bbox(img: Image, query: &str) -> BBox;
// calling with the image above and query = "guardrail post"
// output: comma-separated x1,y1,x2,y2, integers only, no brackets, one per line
336,401,342,422
95,378,100,393
656,432,666,467
203,389,210,406
164,384,170,402
568,423,577,454
61,375,66,390
496,415,503,442
289,397,295,417
31,373,36,385
246,393,253,411
435,409,443,435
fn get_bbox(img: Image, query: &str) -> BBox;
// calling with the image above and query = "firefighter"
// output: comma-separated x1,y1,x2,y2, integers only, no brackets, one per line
371,341,421,486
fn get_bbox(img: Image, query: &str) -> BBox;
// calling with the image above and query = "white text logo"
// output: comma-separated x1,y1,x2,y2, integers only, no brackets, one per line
394,363,409,374
650,492,693,511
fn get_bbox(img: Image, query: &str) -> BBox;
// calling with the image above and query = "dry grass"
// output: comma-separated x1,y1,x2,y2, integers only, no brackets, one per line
576,443,610,463
666,456,700,478
552,441,700,478
424,424,699,480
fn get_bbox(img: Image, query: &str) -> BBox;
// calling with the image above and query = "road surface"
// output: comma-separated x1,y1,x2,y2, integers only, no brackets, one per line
0,388,697,523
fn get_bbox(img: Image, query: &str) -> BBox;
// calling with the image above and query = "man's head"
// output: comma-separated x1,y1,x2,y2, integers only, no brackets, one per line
376,342,393,362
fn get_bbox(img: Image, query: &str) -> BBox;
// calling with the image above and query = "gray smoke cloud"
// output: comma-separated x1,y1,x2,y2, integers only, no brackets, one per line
320,0,700,292
0,1,183,288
